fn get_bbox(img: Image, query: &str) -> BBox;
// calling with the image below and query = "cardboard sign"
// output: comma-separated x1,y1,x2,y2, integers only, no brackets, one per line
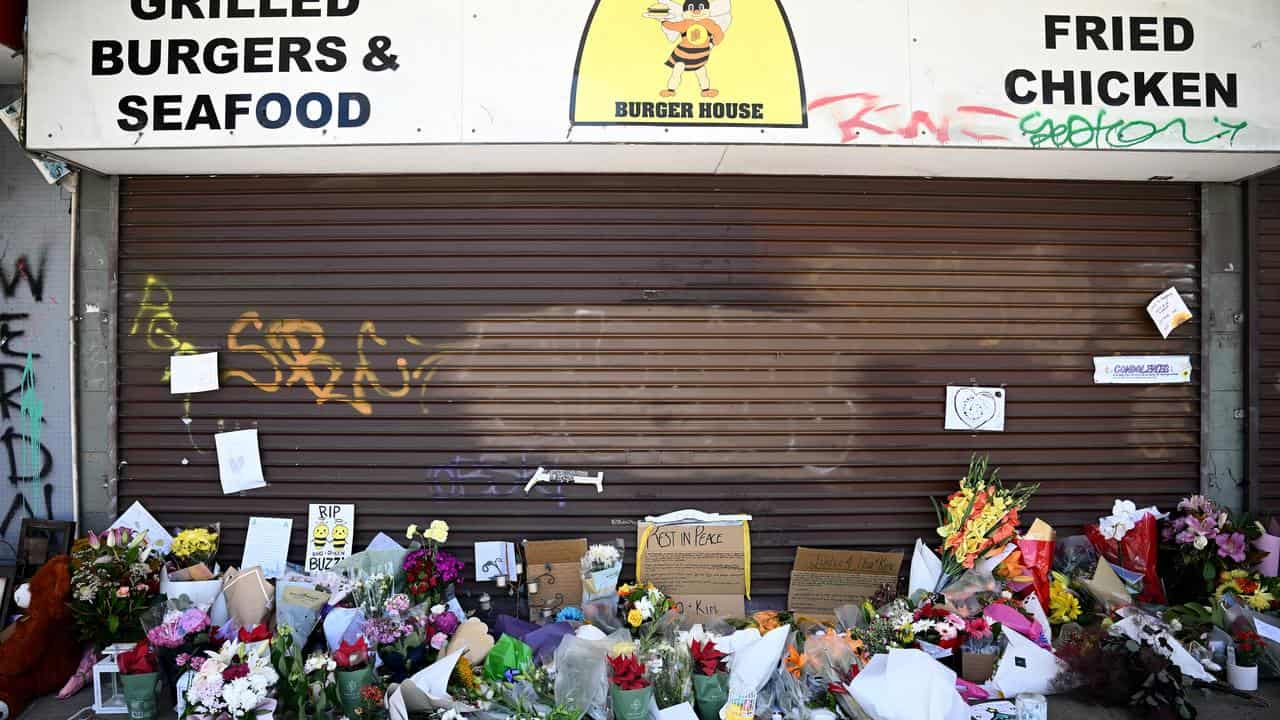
637,516,749,620
305,504,355,572
787,547,903,619
523,538,588,615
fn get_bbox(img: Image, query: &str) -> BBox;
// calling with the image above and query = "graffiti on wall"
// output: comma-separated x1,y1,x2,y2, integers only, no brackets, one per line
0,250,64,539
807,90,1250,150
130,275,452,417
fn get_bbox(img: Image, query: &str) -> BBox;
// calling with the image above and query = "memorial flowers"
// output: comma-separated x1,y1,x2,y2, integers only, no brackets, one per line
618,582,676,640
181,641,279,720
932,455,1038,589
403,520,465,607
170,526,220,570
70,527,163,647
1163,494,1265,592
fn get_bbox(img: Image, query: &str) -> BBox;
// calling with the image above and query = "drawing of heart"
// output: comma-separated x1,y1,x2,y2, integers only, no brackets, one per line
954,388,999,430
229,456,246,474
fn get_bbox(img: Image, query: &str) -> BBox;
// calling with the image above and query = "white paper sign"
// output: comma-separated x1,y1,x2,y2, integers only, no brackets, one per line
474,541,518,582
1255,617,1280,645
1094,356,1192,385
170,352,220,394
305,504,355,573
242,516,293,579
944,386,1006,432
110,501,175,555
1147,287,1193,339
215,429,267,494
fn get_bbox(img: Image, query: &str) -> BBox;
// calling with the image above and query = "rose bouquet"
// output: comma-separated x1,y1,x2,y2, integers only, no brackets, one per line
403,520,465,607
618,582,677,641
581,544,623,604
181,641,279,720
931,454,1038,591
1162,495,1266,600
70,528,163,647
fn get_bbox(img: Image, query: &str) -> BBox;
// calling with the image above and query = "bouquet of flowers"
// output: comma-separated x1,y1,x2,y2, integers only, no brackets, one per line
607,648,652,720
144,599,220,697
270,625,340,720
1085,498,1167,604
932,455,1038,591
182,641,280,720
70,528,163,647
1162,495,1265,599
1214,570,1280,612
850,598,914,657
118,638,162,720
350,571,395,620
1047,571,1083,625
581,544,623,603
403,520,465,607
617,582,677,642
689,637,729,720
910,601,967,653
170,524,221,574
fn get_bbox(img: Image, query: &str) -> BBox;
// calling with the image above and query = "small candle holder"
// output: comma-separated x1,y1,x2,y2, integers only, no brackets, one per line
495,576,507,589
527,581,540,595
541,607,554,621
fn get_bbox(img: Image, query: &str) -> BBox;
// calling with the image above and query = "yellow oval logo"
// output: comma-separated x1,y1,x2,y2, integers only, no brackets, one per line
687,25,709,46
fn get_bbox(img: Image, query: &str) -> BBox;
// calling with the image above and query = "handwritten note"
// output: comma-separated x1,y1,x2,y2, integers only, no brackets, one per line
638,521,748,620
1147,287,1193,339
110,501,175,555
945,386,1006,432
242,516,293,579
215,429,267,494
788,547,903,619
170,352,220,394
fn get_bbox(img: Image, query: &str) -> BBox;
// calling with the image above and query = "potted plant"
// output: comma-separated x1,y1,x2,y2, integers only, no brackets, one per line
334,637,376,718
1228,630,1262,691
118,639,161,720
607,650,652,720
689,638,728,720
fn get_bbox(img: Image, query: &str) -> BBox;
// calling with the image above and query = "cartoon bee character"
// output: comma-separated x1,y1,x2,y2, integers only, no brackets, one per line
330,521,350,552
645,0,732,98
312,522,330,550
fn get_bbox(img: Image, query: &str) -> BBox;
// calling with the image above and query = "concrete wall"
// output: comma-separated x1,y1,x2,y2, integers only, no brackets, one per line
1202,184,1248,512
0,84,74,549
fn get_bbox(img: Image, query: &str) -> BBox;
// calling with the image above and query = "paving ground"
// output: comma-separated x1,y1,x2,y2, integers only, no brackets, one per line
19,683,1279,720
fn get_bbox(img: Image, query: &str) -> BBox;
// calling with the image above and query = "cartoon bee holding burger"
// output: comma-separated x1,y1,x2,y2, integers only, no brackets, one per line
644,1,732,98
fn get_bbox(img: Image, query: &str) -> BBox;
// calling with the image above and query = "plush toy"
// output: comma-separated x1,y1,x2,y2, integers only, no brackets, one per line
0,556,82,720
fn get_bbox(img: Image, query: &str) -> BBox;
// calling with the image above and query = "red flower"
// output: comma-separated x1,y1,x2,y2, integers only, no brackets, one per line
360,684,385,704
238,625,272,643
118,639,158,675
608,654,651,691
222,663,250,682
335,637,370,670
828,682,849,696
690,639,728,677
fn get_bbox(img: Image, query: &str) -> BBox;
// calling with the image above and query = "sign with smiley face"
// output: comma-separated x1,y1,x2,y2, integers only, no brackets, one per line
306,503,356,572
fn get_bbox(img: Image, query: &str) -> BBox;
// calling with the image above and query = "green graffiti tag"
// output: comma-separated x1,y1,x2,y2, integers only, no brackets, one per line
1019,110,1248,149
18,352,43,519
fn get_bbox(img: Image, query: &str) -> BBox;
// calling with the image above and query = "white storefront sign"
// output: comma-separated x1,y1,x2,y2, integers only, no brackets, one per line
1093,356,1193,385
22,1,1280,175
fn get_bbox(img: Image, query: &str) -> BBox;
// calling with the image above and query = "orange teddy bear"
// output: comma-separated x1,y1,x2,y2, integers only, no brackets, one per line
0,556,83,720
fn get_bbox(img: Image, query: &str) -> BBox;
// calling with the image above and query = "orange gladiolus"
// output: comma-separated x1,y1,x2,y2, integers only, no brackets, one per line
784,645,804,678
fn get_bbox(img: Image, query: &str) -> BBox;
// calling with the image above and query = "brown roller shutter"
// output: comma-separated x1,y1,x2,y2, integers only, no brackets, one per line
1254,170,1280,514
118,174,1201,606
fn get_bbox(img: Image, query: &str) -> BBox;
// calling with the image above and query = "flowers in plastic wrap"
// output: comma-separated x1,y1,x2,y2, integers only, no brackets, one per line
1161,494,1269,604
181,641,279,720
402,520,465,608
581,544,623,604
638,637,692,710
70,527,163,648
723,624,790,720
618,582,677,640
910,601,968,652
334,637,376,719
270,625,340,719
144,599,220,693
171,525,220,571
931,454,1038,591
1048,571,1082,625
1214,570,1280,612
607,649,653,720
351,571,395,620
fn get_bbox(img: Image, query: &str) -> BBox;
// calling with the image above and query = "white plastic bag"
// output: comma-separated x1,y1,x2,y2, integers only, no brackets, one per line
847,649,968,720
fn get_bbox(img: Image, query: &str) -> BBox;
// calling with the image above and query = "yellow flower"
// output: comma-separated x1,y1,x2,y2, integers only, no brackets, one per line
611,641,636,657
1048,572,1081,625
627,609,644,628
425,520,450,544
405,524,419,540
1247,590,1275,611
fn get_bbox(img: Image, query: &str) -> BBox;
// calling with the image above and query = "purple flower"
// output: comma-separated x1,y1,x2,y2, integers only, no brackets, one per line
189,656,206,672
179,607,211,635
175,653,190,668
384,593,411,617
1178,495,1214,514
435,551,465,584
1176,514,1219,546
364,616,405,646
402,549,429,572
432,611,460,636
147,623,187,649
1217,532,1248,563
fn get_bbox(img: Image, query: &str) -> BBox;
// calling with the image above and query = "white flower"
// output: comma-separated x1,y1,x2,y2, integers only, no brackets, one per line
584,544,621,571
431,604,446,616
635,597,655,620
1112,499,1138,519
425,520,449,544
911,619,935,634
1193,535,1209,550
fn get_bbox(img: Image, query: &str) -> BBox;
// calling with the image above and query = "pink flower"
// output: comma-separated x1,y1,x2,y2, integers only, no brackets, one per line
1217,532,1248,563
189,657,206,671
966,617,992,640
175,653,190,668
116,586,131,598
430,632,449,651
